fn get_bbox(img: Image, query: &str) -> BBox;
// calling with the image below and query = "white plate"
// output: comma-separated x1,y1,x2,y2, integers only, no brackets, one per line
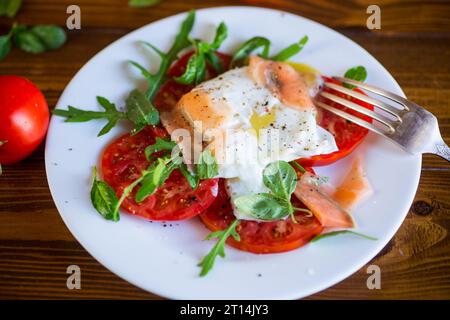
45,6,421,299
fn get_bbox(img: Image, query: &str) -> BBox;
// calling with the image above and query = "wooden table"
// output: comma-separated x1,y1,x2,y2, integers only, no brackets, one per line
1,0,449,299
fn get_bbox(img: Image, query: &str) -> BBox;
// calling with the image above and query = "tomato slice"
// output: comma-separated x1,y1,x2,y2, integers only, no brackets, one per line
199,178,323,254
101,126,219,221
297,76,374,167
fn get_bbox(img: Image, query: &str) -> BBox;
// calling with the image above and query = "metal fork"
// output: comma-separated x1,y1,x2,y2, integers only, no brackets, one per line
314,77,450,162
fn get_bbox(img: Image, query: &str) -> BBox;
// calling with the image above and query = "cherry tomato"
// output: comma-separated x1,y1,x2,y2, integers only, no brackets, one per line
0,75,49,165
101,126,219,221
297,76,374,167
199,178,323,254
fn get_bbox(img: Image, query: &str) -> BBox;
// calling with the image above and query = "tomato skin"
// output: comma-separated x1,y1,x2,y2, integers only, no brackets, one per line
0,76,49,165
101,126,219,221
199,177,323,254
297,76,374,167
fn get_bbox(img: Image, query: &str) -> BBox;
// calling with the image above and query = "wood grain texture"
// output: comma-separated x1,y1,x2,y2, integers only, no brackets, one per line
0,0,449,300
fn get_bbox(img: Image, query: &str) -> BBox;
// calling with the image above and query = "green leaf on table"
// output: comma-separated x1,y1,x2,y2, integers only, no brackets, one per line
0,35,11,60
128,0,161,7
271,35,308,61
199,219,240,276
14,29,46,53
90,167,120,221
343,66,367,89
0,0,22,18
311,230,378,243
30,25,66,50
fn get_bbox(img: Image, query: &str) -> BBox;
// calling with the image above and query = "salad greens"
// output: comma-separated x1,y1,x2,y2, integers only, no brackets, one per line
343,65,367,89
90,167,120,221
128,0,161,8
311,230,377,243
199,219,240,276
0,0,22,18
234,161,299,222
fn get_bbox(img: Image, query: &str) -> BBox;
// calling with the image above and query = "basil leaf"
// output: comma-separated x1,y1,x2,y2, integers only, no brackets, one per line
128,0,160,7
197,150,218,179
263,161,297,199
90,167,120,221
30,25,66,50
0,35,11,60
0,0,22,18
230,36,271,67
311,230,377,243
272,35,308,61
14,30,46,53
144,137,176,160
234,193,291,221
210,22,227,50
125,89,160,133
52,96,126,137
199,219,240,276
179,163,199,190
343,66,367,89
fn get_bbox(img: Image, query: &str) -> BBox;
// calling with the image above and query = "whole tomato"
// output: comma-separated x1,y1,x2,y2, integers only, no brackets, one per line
0,75,49,165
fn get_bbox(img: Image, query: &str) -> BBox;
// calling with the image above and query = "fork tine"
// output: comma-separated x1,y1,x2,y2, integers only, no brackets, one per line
319,91,396,133
315,101,388,136
333,76,410,111
323,82,403,122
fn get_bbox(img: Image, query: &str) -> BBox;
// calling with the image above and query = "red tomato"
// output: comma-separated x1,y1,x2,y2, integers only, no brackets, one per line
101,126,219,221
0,75,49,165
199,178,323,254
297,76,374,167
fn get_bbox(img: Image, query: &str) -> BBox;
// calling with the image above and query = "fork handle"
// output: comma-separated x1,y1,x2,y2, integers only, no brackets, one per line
433,141,450,162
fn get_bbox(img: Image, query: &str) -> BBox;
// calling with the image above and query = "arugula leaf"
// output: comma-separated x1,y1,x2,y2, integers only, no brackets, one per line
131,10,196,100
263,161,297,200
0,0,22,18
125,89,160,134
179,163,199,190
174,22,228,85
52,96,127,137
290,160,306,173
199,219,240,276
234,193,290,221
197,150,218,179
343,66,367,89
230,36,271,67
128,0,161,7
311,230,377,243
90,167,120,221
271,35,308,61
144,137,176,160
0,35,11,60
30,25,66,50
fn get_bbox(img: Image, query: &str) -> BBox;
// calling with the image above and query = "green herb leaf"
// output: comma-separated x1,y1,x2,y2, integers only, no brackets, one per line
205,51,223,73
0,0,22,18
289,160,307,173
52,96,127,137
272,35,308,61
128,0,161,8
179,163,199,190
230,36,271,67
234,193,291,221
263,161,297,200
30,25,66,50
90,167,120,221
311,230,377,243
199,219,240,276
14,29,46,53
143,10,196,100
210,22,228,50
0,35,11,60
174,52,202,85
125,89,160,134
144,137,176,160
197,150,218,179
343,66,367,89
